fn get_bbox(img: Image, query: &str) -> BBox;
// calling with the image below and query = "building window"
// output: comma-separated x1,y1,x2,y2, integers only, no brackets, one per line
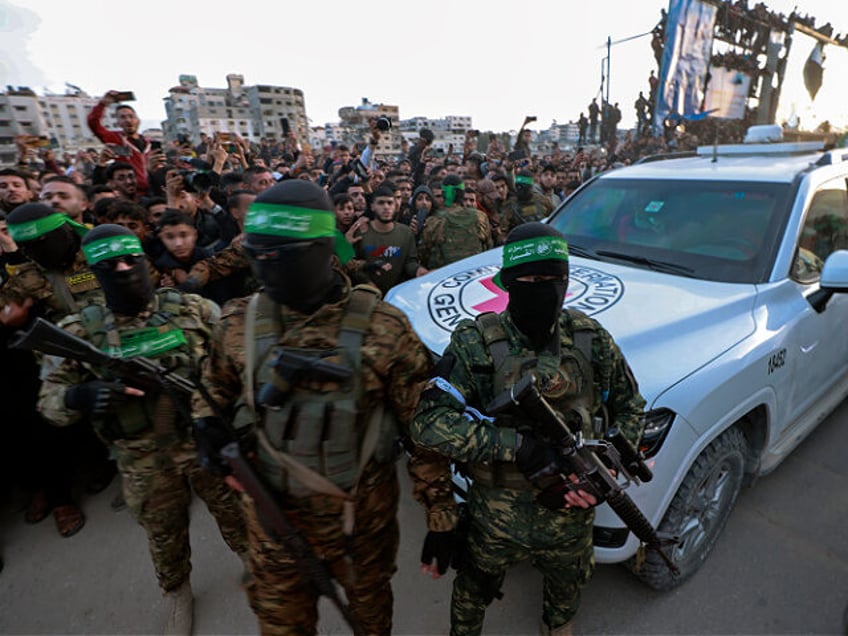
260,98,272,104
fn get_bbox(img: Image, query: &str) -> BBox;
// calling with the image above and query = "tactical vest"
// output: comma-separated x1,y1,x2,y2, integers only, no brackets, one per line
426,207,486,269
77,288,195,442
509,199,551,228
469,310,611,490
235,285,398,499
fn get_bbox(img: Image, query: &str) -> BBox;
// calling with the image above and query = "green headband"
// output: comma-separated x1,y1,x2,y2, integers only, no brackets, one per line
7,212,88,242
245,202,336,239
502,236,569,269
244,201,353,264
82,234,144,265
442,183,465,207
493,235,569,289
515,175,534,186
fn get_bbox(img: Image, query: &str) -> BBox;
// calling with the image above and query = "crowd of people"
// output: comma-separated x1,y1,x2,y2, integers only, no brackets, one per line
0,84,656,636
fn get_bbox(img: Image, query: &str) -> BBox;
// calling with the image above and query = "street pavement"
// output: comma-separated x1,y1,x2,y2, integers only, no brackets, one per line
1,398,847,635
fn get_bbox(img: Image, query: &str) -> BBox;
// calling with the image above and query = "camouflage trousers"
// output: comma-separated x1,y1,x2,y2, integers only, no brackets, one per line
450,484,595,636
117,436,248,592
242,462,400,636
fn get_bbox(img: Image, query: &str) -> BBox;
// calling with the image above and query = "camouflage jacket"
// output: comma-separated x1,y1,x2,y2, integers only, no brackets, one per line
185,238,250,287
191,269,457,531
38,291,219,431
0,250,104,321
411,309,646,473
0,250,161,323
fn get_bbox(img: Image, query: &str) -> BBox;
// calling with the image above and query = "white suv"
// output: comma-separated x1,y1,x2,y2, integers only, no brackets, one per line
386,128,848,590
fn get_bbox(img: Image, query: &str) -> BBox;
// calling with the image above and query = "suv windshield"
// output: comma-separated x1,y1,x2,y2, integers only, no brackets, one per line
549,178,792,283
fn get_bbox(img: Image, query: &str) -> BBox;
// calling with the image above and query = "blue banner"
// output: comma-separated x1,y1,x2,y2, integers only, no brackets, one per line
654,0,717,133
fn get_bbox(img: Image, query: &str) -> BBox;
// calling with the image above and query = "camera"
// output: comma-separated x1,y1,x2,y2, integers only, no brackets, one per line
113,91,135,102
180,170,213,193
375,116,392,132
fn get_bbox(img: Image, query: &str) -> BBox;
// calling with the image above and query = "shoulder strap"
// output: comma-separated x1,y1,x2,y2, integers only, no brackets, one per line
565,308,612,404
45,271,79,315
474,311,509,370
337,285,381,371
244,292,281,416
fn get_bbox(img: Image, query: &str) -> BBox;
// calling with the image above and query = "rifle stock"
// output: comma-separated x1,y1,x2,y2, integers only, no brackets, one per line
220,442,362,635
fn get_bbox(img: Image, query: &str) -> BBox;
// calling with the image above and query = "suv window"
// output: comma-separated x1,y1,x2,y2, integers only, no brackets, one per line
793,179,848,284
550,178,791,284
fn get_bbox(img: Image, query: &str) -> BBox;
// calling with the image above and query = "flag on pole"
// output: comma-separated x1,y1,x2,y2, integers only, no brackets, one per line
803,42,825,101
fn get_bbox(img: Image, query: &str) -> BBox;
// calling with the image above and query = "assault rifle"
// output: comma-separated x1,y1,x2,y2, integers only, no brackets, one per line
220,442,361,634
488,373,679,576
12,317,364,633
10,317,194,396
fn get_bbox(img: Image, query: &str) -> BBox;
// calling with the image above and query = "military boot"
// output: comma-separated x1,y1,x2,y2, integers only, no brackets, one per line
163,580,193,636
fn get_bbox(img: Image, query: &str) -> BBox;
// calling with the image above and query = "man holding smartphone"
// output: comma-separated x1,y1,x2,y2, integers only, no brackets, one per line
87,90,150,196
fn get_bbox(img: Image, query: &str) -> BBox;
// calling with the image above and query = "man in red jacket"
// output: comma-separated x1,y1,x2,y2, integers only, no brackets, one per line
87,90,150,196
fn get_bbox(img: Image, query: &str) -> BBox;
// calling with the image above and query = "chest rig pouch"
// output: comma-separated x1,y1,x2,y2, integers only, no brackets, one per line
241,286,386,498
470,310,602,489
79,289,192,442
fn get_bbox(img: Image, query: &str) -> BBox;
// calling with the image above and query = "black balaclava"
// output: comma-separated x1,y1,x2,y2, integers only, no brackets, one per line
515,170,535,203
6,203,81,271
82,224,153,316
498,222,570,349
243,179,340,313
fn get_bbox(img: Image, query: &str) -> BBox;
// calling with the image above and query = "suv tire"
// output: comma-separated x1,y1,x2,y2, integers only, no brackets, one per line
630,426,747,590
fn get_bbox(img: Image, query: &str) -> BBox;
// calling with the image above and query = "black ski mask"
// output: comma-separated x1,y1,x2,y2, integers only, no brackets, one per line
243,179,344,314
20,224,80,271
506,277,568,348
82,224,154,316
244,235,337,312
497,222,570,349
6,203,82,271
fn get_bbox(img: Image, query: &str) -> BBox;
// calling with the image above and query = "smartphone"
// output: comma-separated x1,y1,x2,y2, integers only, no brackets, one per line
149,140,162,151
227,144,237,153
280,117,290,136
108,144,132,156
113,91,135,102
25,135,51,148
218,132,232,142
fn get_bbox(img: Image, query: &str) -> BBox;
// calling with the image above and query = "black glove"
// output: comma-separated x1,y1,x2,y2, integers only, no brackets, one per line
515,434,561,482
192,416,235,476
64,380,129,418
420,530,455,576
536,482,571,511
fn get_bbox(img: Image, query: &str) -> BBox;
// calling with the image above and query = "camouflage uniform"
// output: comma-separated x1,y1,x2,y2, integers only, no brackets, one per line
412,309,645,634
418,205,493,270
502,194,555,234
184,239,252,288
0,249,161,322
192,268,454,635
38,290,248,592
0,250,104,321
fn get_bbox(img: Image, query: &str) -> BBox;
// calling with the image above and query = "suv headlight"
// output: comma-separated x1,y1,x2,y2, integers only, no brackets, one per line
639,408,675,458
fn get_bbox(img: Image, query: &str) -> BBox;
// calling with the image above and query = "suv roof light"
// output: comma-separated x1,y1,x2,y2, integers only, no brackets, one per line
695,140,825,157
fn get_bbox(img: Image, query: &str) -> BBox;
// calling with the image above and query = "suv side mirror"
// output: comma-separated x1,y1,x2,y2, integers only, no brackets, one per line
808,250,848,312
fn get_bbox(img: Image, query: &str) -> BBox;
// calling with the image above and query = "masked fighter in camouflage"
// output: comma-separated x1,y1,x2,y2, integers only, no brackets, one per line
412,222,646,636
37,224,248,636
190,179,454,635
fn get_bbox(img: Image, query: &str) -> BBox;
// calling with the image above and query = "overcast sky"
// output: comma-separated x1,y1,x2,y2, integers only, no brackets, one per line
3,0,847,133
